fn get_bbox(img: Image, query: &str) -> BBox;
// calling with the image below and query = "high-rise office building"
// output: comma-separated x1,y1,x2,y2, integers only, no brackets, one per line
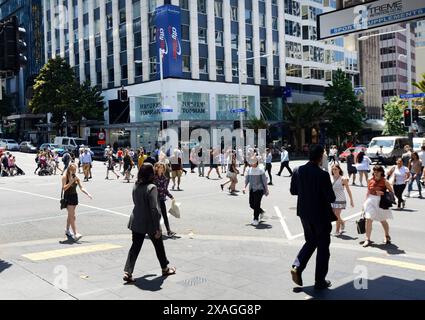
415,20,425,82
43,0,358,148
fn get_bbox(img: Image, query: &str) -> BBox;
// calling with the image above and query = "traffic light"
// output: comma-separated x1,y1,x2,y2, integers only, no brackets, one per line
413,108,419,122
0,16,27,73
404,108,412,127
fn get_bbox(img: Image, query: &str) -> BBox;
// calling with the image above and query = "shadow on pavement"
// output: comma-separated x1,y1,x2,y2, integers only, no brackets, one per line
370,243,406,255
296,276,425,300
256,223,273,230
0,259,12,273
133,274,166,292
335,234,358,241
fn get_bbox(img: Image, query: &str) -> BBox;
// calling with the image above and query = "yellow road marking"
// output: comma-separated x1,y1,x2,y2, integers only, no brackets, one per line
22,243,123,261
359,257,425,272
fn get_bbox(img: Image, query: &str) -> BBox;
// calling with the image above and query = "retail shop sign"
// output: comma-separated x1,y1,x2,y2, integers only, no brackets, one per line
318,0,425,39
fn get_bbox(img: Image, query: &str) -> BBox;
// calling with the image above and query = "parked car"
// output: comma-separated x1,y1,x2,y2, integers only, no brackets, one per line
338,145,367,162
19,141,38,153
39,143,66,156
1,139,20,151
366,136,409,165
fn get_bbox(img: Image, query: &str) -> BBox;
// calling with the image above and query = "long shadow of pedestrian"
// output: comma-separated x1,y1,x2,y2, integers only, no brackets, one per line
335,234,358,241
294,276,425,300
132,274,166,292
0,260,12,273
370,242,406,255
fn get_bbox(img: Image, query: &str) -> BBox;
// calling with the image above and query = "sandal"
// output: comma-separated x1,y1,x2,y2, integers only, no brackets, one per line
123,273,136,284
362,240,372,248
162,267,176,277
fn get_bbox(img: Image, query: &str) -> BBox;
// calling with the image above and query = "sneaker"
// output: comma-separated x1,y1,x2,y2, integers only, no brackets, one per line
251,220,259,226
65,230,73,238
268,182,273,185
73,233,83,241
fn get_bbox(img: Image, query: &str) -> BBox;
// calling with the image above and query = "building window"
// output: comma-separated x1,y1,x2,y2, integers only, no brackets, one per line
150,56,157,74
135,63,143,77
245,9,252,24
150,26,156,43
183,55,191,72
198,0,207,14
199,28,207,44
273,42,279,55
286,63,302,77
121,65,128,80
120,37,127,52
272,17,278,30
232,62,238,77
182,25,190,41
247,63,253,77
259,13,265,28
231,33,238,49
108,69,114,82
199,58,208,73
96,46,101,59
108,41,113,55
134,32,142,47
231,6,238,21
260,66,267,80
214,0,223,18
215,31,223,46
260,40,266,54
180,0,189,10
274,67,279,80
120,9,126,24
216,60,224,75
96,71,102,85
246,38,253,51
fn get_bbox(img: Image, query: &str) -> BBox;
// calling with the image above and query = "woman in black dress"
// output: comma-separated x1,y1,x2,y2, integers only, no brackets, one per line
123,149,134,183
62,163,92,241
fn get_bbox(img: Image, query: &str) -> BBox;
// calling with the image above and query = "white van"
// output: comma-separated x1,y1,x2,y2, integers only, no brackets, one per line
413,137,425,152
366,136,409,165
54,137,87,152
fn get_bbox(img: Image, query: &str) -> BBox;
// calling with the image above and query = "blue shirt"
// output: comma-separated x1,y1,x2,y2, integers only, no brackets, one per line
80,152,92,164
266,153,272,164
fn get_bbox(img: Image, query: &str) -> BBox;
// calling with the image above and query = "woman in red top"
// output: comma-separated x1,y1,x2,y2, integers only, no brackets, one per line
362,165,394,247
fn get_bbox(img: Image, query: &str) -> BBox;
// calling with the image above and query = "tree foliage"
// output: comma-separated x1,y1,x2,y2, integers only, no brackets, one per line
324,69,366,141
29,57,104,127
382,97,406,136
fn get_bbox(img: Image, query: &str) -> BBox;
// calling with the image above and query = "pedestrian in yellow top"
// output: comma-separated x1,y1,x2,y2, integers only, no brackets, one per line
138,148,148,169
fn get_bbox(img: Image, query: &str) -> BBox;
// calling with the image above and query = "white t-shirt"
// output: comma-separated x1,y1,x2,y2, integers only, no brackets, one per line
419,151,425,165
393,166,409,185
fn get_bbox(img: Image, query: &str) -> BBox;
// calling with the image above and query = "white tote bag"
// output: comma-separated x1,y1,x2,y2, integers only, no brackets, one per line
168,199,181,219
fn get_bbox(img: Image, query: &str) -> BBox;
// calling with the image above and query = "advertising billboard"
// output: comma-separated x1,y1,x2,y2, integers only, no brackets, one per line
155,5,183,78
318,0,425,39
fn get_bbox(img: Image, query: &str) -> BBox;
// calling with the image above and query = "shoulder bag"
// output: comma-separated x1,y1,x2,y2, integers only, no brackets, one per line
60,187,67,210
356,211,366,234
379,190,396,209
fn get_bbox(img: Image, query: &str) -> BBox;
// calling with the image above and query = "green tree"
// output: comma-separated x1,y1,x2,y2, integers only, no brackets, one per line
0,88,14,118
284,101,329,150
75,80,105,121
324,69,366,143
413,73,425,92
382,97,406,136
29,57,78,127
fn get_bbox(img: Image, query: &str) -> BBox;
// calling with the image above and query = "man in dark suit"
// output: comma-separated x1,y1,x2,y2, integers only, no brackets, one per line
290,144,336,290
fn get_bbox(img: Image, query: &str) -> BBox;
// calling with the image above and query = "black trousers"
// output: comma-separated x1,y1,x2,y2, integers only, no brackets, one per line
159,200,171,232
293,219,332,284
278,161,293,176
265,163,272,183
190,160,197,171
393,184,406,207
124,232,169,275
249,190,264,220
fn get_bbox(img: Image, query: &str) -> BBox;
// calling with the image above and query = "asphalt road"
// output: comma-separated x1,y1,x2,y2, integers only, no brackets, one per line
0,152,424,300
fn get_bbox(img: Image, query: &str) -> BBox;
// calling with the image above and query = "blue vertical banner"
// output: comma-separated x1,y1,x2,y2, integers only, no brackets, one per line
155,5,183,78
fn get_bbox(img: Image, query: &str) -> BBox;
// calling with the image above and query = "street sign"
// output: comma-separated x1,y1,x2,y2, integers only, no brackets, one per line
317,0,425,40
400,92,425,99
159,108,173,113
230,108,246,113
354,87,366,96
